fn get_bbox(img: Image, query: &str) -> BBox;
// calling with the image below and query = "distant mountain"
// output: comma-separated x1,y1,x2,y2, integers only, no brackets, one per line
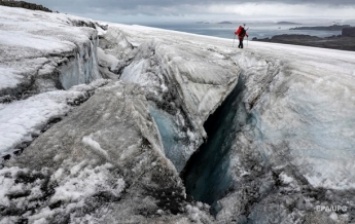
277,21,301,25
218,21,233,24
290,24,351,31
253,33,355,51
196,21,210,25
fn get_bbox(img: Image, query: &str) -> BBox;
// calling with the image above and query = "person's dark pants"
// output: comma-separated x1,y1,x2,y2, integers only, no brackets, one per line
238,37,244,49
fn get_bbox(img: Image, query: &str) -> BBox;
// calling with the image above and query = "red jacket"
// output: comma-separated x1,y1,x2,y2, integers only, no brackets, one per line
235,26,248,39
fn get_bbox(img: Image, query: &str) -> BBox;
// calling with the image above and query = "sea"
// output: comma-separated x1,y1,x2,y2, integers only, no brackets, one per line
143,22,343,40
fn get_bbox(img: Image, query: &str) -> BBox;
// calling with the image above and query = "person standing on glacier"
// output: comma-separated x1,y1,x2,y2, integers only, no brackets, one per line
234,24,248,49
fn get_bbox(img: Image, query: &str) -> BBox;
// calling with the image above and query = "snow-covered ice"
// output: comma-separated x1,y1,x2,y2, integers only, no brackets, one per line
0,6,103,96
0,79,108,156
1,4,355,224
109,22,355,223
112,22,355,189
2,82,191,223
0,6,105,155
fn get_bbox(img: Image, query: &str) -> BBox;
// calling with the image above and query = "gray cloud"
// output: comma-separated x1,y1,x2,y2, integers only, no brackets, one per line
30,0,355,23
32,0,355,12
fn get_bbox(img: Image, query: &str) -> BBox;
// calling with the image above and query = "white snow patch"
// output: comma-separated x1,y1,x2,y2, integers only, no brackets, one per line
97,47,120,71
0,79,109,155
82,134,108,158
0,162,124,222
280,172,294,185
0,91,71,155
51,163,125,204
0,67,22,89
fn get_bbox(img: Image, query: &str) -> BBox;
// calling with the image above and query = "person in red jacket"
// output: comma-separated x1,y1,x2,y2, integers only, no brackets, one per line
234,24,248,49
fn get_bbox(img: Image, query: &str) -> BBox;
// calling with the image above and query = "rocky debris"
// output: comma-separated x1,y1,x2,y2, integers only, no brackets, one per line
0,0,52,12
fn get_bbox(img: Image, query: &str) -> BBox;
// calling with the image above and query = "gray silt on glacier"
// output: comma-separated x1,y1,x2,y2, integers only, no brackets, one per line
181,49,355,223
81,25,355,223
0,10,107,158
2,7,355,223
1,83,207,223
0,34,104,158
0,13,214,223
0,24,102,103
120,37,240,173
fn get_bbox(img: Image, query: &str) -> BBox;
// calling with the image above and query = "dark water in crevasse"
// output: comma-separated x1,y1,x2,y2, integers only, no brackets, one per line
181,77,249,213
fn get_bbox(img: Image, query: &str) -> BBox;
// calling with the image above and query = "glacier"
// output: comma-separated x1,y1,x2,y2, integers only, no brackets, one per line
0,6,104,157
1,5,355,224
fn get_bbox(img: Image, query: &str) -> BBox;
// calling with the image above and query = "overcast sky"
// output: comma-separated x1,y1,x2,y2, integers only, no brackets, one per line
32,0,355,24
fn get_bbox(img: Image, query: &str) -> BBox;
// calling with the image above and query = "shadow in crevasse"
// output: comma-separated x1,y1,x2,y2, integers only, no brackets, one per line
181,76,249,216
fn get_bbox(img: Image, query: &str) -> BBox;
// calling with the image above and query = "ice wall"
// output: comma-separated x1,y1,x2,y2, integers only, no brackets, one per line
59,37,101,90
0,82,199,223
182,77,246,207
119,37,239,172
0,6,103,101
84,23,355,223
187,48,355,223
0,6,104,158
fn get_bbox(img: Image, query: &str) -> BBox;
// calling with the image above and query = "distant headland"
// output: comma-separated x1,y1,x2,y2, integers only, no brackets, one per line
290,25,351,31
217,21,233,25
253,26,355,51
277,21,302,25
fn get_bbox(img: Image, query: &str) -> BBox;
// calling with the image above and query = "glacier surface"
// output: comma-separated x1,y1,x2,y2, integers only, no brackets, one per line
1,5,355,224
